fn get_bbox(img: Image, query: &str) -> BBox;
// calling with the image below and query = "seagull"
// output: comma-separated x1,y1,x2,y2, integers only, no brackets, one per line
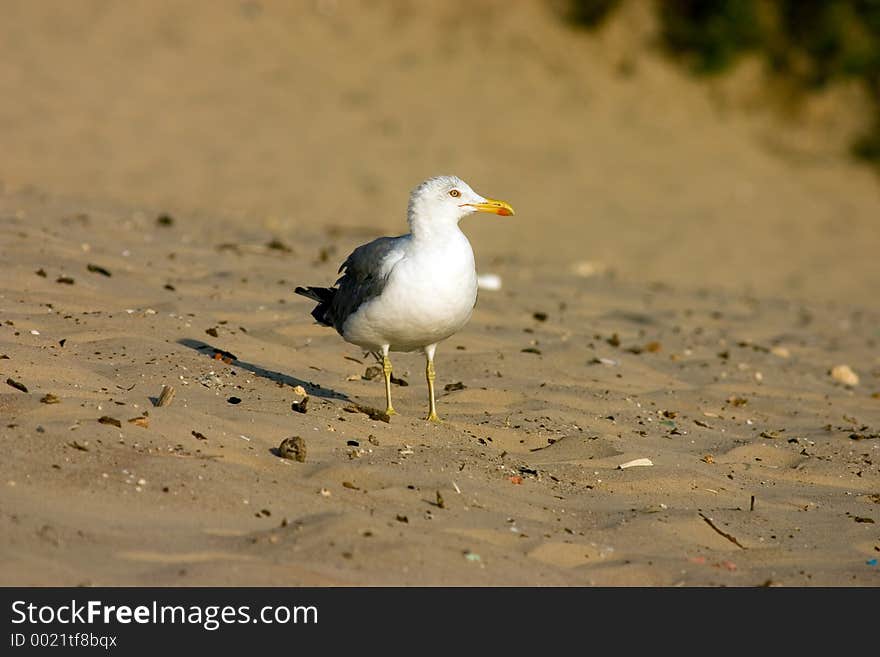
295,175,514,421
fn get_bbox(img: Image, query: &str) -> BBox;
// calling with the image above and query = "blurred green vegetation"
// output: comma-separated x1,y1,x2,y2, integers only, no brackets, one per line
570,0,880,165
568,0,623,27
660,0,763,73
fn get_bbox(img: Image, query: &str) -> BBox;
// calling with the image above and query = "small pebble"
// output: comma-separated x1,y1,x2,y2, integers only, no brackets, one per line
278,436,306,462
291,396,309,413
770,346,790,358
831,365,859,387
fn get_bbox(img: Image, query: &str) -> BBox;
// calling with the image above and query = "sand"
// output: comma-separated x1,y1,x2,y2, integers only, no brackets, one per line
1,1,878,586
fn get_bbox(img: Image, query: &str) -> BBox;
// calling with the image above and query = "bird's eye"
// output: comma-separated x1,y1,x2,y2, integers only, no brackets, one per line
449,189,461,198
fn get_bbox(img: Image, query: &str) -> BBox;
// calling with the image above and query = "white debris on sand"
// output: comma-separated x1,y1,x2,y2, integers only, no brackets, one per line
618,458,653,469
477,273,502,291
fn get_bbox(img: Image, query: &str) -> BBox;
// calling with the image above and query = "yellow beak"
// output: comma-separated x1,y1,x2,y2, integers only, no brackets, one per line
465,198,515,216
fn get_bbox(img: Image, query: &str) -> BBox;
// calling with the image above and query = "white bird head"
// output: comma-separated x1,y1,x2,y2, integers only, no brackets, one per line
407,175,514,235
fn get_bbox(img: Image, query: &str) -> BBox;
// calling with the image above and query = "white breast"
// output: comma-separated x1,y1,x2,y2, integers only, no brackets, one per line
341,231,477,351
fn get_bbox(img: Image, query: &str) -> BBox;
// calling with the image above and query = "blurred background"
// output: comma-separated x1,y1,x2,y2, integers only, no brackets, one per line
1,0,878,304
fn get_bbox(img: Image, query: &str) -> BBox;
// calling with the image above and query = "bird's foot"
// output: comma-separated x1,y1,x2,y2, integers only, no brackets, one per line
425,412,441,423
384,406,397,417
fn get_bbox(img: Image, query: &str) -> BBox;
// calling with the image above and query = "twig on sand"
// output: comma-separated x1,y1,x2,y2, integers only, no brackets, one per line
158,452,222,461
156,385,175,407
343,403,390,423
699,512,746,549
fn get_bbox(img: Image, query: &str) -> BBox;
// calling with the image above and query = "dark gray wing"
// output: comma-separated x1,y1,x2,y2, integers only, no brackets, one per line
324,235,404,332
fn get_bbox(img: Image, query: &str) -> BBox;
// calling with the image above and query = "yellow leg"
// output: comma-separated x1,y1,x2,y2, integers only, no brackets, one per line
382,353,396,416
425,352,440,423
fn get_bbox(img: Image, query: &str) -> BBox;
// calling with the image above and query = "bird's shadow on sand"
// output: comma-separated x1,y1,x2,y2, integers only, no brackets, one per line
176,338,350,402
